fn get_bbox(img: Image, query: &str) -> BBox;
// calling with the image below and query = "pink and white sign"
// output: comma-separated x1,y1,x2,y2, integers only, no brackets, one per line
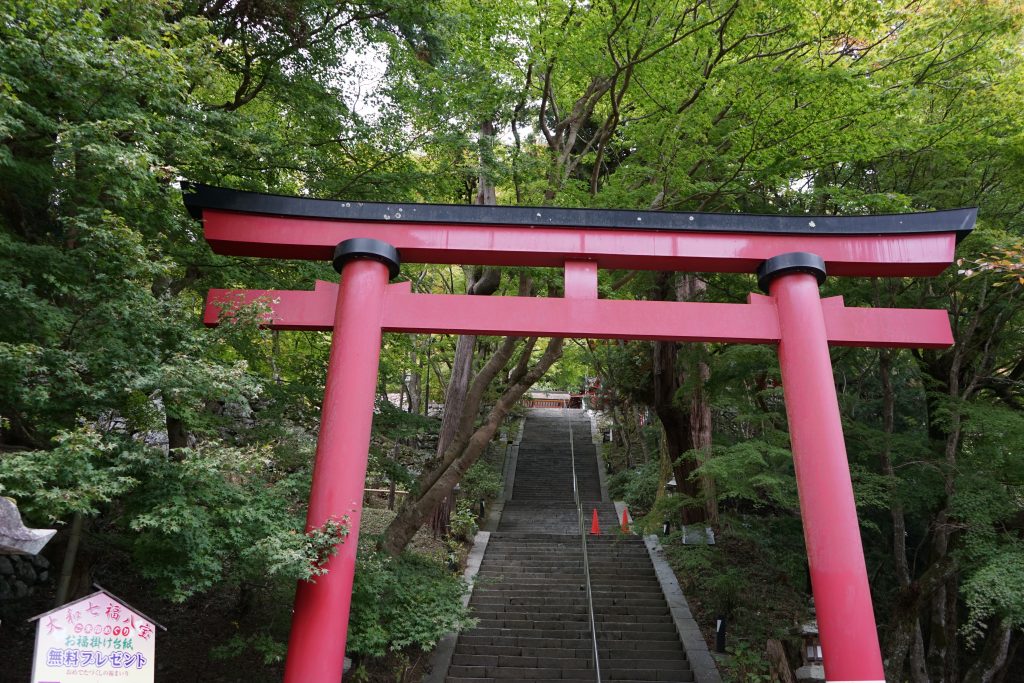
30,589,158,683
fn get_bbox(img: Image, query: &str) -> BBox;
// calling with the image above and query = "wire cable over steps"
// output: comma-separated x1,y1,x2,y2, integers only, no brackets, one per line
570,421,602,682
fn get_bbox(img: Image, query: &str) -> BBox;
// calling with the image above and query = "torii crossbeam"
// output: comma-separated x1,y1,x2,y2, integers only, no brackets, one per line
185,183,976,683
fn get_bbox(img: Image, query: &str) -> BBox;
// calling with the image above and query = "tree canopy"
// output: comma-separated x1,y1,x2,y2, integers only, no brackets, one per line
3,0,1024,680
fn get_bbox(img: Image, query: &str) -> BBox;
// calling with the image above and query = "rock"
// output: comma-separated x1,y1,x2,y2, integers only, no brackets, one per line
0,579,12,599
795,664,825,683
680,525,716,545
37,570,48,582
0,556,13,575
16,561,36,583
12,580,29,598
30,554,49,569
0,497,56,555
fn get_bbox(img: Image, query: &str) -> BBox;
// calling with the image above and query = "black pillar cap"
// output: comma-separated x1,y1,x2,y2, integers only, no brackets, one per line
757,252,827,293
332,238,401,279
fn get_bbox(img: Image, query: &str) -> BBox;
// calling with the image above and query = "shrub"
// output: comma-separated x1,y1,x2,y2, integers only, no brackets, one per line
461,459,502,502
347,548,473,657
607,459,661,516
606,469,632,501
450,499,479,541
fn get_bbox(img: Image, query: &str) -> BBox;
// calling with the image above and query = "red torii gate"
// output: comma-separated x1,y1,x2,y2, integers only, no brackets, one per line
185,184,975,683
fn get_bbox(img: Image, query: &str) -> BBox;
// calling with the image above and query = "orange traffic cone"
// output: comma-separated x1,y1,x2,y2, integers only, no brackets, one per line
621,507,631,533
590,508,601,535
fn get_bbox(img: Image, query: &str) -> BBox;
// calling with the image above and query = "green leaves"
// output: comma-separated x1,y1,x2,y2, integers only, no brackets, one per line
0,426,137,520
962,544,1024,644
303,516,352,578
347,549,472,657
460,458,502,502
607,459,662,515
124,442,311,602
694,441,799,511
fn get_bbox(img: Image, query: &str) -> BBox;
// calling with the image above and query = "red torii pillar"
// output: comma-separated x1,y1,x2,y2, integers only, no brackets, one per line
286,241,399,682
186,184,975,683
760,254,882,681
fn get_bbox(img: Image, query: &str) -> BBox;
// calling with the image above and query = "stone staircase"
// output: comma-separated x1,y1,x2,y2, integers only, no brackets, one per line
445,409,695,683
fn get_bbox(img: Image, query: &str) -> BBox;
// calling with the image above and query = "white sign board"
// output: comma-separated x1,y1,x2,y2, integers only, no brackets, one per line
31,590,157,683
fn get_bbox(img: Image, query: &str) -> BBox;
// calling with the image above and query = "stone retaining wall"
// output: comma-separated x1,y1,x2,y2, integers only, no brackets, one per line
0,553,51,599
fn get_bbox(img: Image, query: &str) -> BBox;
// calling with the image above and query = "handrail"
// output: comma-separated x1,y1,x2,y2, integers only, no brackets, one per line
569,417,602,683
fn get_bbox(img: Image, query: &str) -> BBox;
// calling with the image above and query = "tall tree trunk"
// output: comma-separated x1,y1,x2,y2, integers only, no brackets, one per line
676,274,717,524
963,619,1012,683
476,121,498,206
689,359,717,525
54,511,84,607
942,579,960,682
911,628,929,683
652,337,704,525
634,405,650,463
166,414,189,459
610,404,633,468
651,272,712,526
992,636,1021,683
271,330,281,384
655,424,674,504
928,390,965,682
423,334,432,416
427,333,476,536
879,350,928,682
405,364,420,414
923,301,975,683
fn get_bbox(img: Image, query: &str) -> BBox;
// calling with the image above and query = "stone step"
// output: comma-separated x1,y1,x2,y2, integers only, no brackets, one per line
483,538,645,545
479,544,643,551
447,665,582,680
465,627,682,641
477,564,651,570
469,609,671,621
483,532,636,537
447,665,693,681
476,557,636,563
447,680,687,683
451,654,593,670
472,574,659,582
472,573,651,580
470,598,670,608
473,592,640,599
468,601,670,612
474,568,653,575
473,619,678,632
468,589,667,602
471,584,666,594
477,555,644,562
453,643,687,660
478,548,645,553
455,635,690,653
452,653,691,672
474,568,653,576
447,670,693,683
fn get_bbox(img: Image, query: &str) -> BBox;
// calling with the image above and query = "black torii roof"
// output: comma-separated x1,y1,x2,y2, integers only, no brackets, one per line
183,183,976,242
